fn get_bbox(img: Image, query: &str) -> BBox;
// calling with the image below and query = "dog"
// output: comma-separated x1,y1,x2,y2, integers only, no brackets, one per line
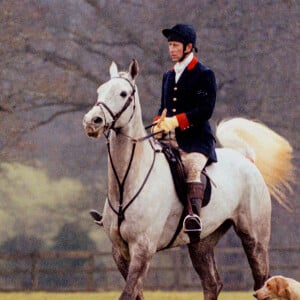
254,275,300,300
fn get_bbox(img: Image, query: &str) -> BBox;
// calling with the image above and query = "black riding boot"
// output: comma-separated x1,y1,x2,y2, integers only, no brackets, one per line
183,182,204,234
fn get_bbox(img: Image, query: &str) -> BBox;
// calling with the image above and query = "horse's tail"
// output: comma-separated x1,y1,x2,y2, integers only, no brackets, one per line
216,117,295,211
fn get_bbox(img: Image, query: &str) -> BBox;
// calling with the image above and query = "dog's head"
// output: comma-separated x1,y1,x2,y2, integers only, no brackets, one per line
254,276,291,299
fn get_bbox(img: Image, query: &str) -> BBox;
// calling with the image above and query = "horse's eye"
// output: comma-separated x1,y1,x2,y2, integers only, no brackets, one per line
120,91,127,98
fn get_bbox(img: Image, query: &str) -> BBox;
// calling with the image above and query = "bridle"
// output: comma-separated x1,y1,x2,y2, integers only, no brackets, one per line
96,76,136,132
95,76,161,229
94,75,162,140
89,75,180,248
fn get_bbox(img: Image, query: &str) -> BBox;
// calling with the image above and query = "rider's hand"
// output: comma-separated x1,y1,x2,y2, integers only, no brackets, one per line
159,116,179,134
152,123,164,139
152,108,168,139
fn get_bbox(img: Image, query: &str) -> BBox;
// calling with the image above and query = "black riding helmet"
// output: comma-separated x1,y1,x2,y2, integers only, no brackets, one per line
162,23,198,53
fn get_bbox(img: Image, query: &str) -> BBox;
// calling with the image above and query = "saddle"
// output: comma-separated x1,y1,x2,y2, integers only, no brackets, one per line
160,141,212,207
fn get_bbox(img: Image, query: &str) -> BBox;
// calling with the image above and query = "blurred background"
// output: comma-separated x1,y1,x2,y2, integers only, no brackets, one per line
0,0,299,292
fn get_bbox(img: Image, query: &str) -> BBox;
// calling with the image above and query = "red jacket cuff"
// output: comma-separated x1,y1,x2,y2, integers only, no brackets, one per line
176,113,190,131
153,116,161,123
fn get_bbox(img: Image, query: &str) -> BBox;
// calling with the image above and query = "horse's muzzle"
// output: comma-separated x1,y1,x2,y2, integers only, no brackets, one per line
83,117,104,138
86,129,101,138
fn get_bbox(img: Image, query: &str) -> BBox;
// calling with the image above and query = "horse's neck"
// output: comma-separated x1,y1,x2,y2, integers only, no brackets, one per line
107,114,153,198
109,109,146,154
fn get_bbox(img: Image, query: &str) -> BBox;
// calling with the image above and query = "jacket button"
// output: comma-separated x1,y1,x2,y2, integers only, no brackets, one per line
174,86,178,91
172,108,176,113
173,97,177,101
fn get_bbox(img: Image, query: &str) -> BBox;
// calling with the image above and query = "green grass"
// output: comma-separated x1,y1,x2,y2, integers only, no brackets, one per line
0,291,254,300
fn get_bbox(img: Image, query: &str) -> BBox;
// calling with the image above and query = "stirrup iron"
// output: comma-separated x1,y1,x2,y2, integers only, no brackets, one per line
183,214,202,233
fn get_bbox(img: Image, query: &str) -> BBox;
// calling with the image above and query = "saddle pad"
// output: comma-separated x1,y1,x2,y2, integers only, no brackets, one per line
160,141,212,207
200,172,211,208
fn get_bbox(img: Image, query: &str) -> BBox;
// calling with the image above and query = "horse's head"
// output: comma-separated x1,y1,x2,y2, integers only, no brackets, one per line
83,59,139,138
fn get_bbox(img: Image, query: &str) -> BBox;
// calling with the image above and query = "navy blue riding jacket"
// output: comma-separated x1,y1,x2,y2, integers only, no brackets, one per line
157,57,217,164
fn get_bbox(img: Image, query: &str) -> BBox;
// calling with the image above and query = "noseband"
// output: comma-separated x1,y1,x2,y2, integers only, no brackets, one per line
96,77,136,131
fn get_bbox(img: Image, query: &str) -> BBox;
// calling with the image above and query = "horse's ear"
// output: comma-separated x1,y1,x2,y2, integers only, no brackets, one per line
109,61,119,78
129,59,139,80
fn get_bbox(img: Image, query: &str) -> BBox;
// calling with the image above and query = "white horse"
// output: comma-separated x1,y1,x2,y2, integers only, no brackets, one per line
83,60,294,300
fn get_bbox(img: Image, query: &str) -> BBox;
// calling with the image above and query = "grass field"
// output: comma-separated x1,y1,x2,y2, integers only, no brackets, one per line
0,291,255,300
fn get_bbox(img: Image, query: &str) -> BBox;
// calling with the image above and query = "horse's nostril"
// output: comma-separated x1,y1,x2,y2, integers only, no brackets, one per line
93,116,103,124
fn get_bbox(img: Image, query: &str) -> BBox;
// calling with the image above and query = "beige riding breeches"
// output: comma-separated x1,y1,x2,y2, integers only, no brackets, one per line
166,131,208,183
180,151,208,183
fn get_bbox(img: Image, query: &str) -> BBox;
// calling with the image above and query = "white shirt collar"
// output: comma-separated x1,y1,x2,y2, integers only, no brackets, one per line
174,52,194,83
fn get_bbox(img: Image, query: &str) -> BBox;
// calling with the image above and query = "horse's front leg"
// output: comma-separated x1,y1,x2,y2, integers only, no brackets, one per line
112,245,130,280
112,245,145,300
119,238,154,300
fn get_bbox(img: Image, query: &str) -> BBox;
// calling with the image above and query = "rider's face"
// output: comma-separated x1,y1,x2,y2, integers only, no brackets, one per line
168,41,184,62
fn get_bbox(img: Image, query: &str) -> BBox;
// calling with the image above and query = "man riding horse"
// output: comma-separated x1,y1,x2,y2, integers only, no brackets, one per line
85,52,294,300
90,23,217,240
152,23,217,239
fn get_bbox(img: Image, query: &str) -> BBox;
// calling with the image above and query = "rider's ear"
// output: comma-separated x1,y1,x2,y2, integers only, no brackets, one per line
129,59,139,81
184,43,193,54
109,61,119,78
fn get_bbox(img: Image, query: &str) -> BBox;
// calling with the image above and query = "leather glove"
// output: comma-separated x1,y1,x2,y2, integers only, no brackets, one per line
159,116,179,134
151,109,167,139
152,123,164,139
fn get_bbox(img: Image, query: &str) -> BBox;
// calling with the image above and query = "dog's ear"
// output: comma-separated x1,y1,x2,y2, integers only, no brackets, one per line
276,277,289,297
284,287,292,299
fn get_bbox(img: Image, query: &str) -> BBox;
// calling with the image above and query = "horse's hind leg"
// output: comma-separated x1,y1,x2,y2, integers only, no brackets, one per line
188,221,233,300
188,242,223,300
234,217,270,290
112,245,144,300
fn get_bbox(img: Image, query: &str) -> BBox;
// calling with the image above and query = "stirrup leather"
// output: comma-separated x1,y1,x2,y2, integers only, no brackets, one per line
183,214,202,233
